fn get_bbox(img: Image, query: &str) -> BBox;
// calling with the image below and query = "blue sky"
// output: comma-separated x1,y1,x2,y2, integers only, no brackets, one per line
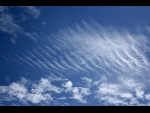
1,6,150,106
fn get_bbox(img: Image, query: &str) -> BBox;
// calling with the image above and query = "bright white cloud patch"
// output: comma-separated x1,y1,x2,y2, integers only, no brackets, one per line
62,81,73,89
27,93,52,104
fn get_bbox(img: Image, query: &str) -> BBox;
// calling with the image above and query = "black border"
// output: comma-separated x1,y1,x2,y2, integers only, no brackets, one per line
1,0,150,6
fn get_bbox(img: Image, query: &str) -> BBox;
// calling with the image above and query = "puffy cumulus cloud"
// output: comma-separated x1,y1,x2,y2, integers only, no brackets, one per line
62,80,91,103
0,76,91,105
71,87,91,103
0,77,62,105
8,83,28,100
31,78,61,94
95,75,148,105
27,93,53,104
62,81,73,89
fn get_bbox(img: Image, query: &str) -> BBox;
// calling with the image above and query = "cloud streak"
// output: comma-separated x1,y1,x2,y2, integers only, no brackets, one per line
24,6,41,19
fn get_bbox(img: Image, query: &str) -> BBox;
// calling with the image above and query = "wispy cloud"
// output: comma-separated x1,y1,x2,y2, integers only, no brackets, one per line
23,6,41,19
0,6,9,12
0,12,21,38
15,54,35,69
42,21,47,26
24,32,38,41
0,6,41,43
10,38,16,44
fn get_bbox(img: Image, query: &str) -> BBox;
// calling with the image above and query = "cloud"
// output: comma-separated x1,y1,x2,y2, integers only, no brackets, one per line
24,32,38,41
95,75,147,105
0,6,42,43
10,38,16,44
0,12,21,37
31,78,61,94
62,81,73,89
8,83,28,100
0,6,9,12
42,21,47,26
24,6,41,19
0,77,62,105
27,93,52,104
62,81,90,103
81,77,92,87
71,87,91,103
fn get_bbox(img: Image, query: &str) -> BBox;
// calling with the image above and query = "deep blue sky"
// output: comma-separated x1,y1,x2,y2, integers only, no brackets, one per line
1,6,150,106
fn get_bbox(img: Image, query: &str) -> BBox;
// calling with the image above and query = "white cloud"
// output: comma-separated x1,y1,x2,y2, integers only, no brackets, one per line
71,93,86,103
70,87,90,103
0,77,62,104
57,97,67,100
0,86,8,93
0,6,42,43
135,87,145,99
42,21,47,26
24,6,41,19
62,80,91,103
145,94,150,100
0,13,21,37
10,38,16,44
81,77,92,87
8,83,28,100
24,32,38,41
95,75,147,105
62,81,73,89
31,78,61,94
0,6,8,12
101,96,128,105
120,93,133,99
27,93,52,104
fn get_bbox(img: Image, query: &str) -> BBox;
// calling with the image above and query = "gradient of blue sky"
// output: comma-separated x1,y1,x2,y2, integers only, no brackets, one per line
1,6,150,106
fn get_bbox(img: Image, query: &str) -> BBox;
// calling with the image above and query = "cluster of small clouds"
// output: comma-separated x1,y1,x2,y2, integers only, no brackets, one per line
1,74,150,105
95,75,148,105
62,81,91,103
0,75,91,105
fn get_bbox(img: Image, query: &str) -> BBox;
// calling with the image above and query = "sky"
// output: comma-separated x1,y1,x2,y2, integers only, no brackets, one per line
1,6,150,106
